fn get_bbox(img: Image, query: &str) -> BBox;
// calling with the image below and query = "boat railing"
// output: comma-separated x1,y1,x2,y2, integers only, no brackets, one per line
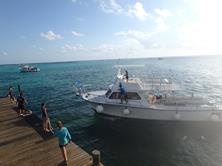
156,98,222,111
134,77,182,92
73,81,90,96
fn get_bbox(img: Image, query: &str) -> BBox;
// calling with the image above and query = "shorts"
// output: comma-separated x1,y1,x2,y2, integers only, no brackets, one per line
42,113,47,119
18,104,24,110
59,143,68,148
42,116,47,121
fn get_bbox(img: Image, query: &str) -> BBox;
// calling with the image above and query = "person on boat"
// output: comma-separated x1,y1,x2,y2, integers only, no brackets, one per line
16,92,27,116
119,83,127,104
8,85,14,102
148,95,156,105
40,103,50,132
53,120,72,164
124,70,129,82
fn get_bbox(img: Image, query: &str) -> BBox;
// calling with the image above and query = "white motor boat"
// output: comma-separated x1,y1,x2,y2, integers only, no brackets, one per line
74,68,222,122
19,65,40,72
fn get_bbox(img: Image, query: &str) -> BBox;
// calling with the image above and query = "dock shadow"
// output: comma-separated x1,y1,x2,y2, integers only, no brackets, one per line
12,107,53,140
57,161,67,166
84,115,222,166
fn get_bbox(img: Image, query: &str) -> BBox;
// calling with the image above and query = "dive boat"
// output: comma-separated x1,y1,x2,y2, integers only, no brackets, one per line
19,65,40,72
74,68,222,122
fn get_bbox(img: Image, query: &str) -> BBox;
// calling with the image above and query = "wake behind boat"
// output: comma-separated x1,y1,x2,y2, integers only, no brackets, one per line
19,64,40,72
74,68,222,122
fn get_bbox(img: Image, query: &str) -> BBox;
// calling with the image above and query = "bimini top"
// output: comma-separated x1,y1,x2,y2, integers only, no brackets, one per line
115,68,180,93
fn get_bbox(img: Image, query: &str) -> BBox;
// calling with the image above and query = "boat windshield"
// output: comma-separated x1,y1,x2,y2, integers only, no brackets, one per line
105,89,112,97
109,92,141,100
125,92,141,100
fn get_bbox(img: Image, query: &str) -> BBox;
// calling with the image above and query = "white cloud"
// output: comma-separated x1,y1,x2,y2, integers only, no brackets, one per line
3,51,8,56
92,43,120,52
152,9,172,33
72,31,85,37
114,30,155,41
176,0,222,54
98,0,123,14
128,2,150,21
62,44,85,52
154,17,170,32
114,28,176,50
40,31,63,41
154,9,172,18
98,1,150,21
71,0,88,5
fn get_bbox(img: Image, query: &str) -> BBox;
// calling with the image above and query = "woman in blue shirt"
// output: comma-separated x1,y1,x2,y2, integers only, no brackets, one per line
54,120,72,164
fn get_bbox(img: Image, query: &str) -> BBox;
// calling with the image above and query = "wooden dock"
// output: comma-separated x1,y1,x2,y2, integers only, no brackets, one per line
0,97,103,166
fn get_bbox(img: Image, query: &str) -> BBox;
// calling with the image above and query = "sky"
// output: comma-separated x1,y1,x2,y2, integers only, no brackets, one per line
1,0,222,64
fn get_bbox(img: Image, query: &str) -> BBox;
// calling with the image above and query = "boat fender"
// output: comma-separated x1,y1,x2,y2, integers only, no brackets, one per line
123,108,130,115
210,114,219,121
96,105,104,113
174,112,180,120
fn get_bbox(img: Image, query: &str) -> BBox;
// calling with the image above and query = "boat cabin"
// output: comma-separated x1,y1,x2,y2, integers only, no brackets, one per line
104,76,144,105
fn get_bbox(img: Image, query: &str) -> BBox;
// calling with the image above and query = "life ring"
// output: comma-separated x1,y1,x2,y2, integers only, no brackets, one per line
210,114,219,121
174,112,180,120
96,105,104,113
123,108,130,115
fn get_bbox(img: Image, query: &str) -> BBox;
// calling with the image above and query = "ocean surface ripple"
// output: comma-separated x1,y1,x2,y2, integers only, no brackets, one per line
1,56,222,166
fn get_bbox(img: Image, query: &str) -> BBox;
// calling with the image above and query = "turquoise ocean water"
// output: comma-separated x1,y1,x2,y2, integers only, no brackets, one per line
1,56,222,166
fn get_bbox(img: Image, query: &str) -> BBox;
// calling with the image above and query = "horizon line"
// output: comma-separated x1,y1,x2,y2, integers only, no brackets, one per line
0,54,221,66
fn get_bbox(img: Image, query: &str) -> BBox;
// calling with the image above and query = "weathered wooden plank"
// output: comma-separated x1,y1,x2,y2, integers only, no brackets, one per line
0,97,104,166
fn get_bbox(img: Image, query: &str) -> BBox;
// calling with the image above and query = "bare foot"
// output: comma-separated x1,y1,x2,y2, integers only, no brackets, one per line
45,129,50,132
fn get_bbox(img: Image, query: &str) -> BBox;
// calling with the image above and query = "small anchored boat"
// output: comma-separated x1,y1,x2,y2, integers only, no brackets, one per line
19,65,40,72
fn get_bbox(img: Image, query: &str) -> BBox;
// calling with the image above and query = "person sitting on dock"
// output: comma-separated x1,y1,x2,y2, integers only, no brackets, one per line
53,120,72,164
16,92,26,116
40,103,50,132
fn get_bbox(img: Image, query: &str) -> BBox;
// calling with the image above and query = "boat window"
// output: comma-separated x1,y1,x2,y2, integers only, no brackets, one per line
105,89,112,97
109,92,120,99
109,92,141,100
125,92,141,100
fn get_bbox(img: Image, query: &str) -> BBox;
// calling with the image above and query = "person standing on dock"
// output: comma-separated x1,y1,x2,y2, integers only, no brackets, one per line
8,85,14,102
16,92,26,116
40,103,50,132
53,120,72,164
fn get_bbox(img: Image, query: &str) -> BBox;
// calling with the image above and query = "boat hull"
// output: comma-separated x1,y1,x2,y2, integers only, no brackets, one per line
20,69,40,72
93,114,222,139
85,100,222,122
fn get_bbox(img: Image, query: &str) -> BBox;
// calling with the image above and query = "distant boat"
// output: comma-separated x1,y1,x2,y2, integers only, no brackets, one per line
158,57,163,60
19,64,40,72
